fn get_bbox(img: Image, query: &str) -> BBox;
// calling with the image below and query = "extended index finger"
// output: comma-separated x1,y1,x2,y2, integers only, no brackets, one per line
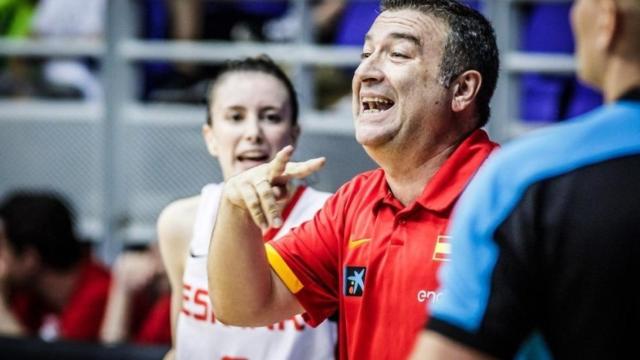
283,157,326,179
267,145,295,181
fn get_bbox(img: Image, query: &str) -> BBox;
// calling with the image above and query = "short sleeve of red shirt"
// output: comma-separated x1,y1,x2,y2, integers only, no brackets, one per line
266,182,353,326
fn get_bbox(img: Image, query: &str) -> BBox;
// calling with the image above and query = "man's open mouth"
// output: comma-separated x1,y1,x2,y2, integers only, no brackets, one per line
362,96,395,114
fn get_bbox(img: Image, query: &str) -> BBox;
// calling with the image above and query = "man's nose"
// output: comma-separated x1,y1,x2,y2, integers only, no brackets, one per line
354,53,385,85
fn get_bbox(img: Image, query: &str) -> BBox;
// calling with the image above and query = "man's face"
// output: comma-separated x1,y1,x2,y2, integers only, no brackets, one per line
352,9,451,150
571,0,603,87
0,221,20,284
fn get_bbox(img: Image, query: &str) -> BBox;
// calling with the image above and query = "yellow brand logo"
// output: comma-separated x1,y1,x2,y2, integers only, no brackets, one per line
348,237,371,250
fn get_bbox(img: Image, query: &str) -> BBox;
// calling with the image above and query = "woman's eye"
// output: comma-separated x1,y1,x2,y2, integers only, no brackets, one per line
230,113,243,122
265,113,283,123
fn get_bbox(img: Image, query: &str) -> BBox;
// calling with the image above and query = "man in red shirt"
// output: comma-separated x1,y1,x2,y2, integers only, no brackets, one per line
0,191,111,341
207,1,500,359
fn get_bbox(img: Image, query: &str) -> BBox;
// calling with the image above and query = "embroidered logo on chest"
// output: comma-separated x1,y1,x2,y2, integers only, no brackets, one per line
348,237,371,250
344,266,367,297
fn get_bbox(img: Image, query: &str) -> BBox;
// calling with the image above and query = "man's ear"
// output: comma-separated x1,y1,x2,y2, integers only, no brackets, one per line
451,70,482,114
596,0,618,52
202,123,218,157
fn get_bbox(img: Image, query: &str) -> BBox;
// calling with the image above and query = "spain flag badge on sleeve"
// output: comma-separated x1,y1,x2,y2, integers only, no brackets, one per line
432,235,451,262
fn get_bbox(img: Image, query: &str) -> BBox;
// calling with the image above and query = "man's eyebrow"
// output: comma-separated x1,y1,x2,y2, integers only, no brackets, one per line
389,32,421,47
363,32,421,47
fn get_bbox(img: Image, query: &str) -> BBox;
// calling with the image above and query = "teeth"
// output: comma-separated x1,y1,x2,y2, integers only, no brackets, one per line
361,96,393,112
362,97,392,105
361,97,391,103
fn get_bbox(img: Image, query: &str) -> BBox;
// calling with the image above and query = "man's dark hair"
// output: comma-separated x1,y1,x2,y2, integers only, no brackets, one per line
0,191,82,271
205,55,299,127
381,0,499,127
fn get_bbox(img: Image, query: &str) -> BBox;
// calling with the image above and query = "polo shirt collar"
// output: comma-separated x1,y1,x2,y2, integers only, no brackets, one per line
618,86,640,102
373,129,497,213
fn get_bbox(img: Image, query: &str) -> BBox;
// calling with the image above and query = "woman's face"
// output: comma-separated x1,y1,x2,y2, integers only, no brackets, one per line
203,71,299,180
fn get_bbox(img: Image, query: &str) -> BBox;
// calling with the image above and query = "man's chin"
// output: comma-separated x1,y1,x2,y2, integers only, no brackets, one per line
355,131,391,148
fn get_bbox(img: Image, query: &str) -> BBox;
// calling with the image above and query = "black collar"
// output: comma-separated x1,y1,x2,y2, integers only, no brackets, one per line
618,87,640,102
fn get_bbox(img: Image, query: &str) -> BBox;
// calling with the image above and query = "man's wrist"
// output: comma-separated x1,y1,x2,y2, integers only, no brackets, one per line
110,277,135,297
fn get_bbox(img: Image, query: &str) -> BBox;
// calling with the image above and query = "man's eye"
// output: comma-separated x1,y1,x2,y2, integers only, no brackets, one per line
391,52,408,59
230,113,243,122
360,52,372,59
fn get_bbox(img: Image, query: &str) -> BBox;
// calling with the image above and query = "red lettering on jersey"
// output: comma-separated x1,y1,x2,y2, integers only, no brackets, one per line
193,288,209,321
181,284,192,316
267,321,285,330
221,357,248,360
181,283,217,324
181,283,306,332
265,317,305,332
292,315,306,331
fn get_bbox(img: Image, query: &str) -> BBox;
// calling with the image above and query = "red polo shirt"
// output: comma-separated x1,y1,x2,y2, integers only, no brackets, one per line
11,257,111,341
266,129,497,360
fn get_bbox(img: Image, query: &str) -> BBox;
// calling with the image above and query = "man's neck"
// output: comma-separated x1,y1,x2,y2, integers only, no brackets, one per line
372,136,465,206
602,57,640,103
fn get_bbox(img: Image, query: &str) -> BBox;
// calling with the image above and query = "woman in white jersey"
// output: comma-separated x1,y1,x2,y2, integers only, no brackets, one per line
158,55,336,360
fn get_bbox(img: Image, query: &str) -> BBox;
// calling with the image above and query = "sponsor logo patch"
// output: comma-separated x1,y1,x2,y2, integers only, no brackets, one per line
344,266,366,296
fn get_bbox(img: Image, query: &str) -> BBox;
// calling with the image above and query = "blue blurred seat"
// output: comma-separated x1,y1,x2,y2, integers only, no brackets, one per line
334,0,379,46
463,1,481,11
567,79,602,118
522,3,574,54
520,74,566,122
520,3,573,122
519,3,603,122
235,1,288,18
141,0,171,99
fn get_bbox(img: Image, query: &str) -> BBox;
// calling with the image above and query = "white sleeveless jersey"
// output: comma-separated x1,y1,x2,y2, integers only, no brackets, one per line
176,183,336,360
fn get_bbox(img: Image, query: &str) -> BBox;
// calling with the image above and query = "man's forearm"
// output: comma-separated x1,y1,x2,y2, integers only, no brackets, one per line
99,283,132,343
207,196,275,326
207,147,324,326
